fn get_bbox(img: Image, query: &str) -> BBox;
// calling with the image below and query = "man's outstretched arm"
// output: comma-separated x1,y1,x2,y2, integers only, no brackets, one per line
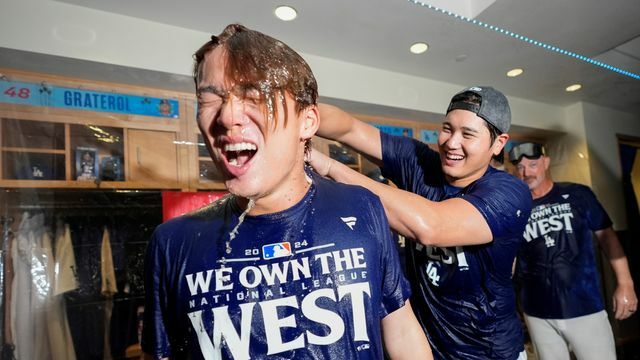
317,104,383,163
309,149,493,247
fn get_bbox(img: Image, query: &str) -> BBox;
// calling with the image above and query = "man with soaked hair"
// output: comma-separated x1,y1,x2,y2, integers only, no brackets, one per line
142,24,431,360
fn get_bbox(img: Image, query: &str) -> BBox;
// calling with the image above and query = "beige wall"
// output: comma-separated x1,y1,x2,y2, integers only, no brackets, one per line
1,0,564,126
546,102,591,186
2,0,640,230
582,102,640,230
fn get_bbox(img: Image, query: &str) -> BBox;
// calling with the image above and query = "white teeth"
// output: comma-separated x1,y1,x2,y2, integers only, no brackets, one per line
229,158,239,167
224,142,257,152
447,154,464,160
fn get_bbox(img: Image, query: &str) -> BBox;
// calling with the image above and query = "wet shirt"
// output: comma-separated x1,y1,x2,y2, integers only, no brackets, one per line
381,132,532,360
516,182,611,319
142,173,411,359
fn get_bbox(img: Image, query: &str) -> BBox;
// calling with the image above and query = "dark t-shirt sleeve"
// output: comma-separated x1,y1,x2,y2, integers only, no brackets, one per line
463,171,532,238
141,229,172,358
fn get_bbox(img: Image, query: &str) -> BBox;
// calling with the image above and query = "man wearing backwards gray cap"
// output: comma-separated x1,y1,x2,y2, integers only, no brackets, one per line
309,86,533,359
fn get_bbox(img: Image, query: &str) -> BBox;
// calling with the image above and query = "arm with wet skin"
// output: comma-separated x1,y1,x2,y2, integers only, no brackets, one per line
311,104,493,246
309,149,493,247
316,103,383,163
314,104,492,247
382,300,433,359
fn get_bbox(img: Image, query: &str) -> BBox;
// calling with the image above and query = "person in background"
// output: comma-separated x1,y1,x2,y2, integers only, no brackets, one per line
510,142,637,360
309,86,532,359
141,23,431,360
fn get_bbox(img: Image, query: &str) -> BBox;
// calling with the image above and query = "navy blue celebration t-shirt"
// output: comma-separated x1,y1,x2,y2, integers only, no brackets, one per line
516,182,612,319
381,132,532,360
142,172,411,359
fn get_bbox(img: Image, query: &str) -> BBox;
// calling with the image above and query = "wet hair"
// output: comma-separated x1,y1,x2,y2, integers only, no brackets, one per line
193,24,318,128
450,91,503,161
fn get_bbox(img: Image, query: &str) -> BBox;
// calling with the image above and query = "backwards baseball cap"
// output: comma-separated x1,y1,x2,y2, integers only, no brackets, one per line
446,86,511,133
508,142,546,163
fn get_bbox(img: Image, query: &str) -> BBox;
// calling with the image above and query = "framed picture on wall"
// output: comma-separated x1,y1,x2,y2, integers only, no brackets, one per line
75,146,99,181
420,129,439,144
100,156,124,181
373,123,413,138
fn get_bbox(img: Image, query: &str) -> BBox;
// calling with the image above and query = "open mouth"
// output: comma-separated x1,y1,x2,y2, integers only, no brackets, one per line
224,142,257,167
445,152,464,161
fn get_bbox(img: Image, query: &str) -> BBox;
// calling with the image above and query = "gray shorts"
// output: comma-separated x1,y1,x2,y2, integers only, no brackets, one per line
524,310,615,360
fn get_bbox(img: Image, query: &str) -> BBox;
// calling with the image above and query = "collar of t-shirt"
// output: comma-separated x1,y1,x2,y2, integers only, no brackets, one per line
442,166,496,199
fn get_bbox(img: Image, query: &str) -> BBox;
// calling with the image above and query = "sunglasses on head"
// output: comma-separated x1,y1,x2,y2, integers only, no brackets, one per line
509,143,545,163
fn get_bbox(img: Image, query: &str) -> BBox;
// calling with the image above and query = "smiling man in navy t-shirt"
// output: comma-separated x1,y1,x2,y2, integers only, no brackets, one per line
310,86,532,359
141,24,431,360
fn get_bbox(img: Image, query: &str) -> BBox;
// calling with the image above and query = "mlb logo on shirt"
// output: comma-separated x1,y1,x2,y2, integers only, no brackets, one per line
262,242,292,260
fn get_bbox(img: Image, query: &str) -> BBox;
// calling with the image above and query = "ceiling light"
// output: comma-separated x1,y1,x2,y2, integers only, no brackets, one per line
507,68,524,77
274,5,297,21
410,42,429,54
565,84,582,92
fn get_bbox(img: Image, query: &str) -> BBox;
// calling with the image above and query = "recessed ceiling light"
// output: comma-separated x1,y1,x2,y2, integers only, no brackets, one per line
565,84,582,92
274,5,297,21
507,68,524,77
410,42,429,54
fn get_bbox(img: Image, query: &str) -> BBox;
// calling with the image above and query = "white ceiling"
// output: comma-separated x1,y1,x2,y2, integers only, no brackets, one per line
56,0,640,115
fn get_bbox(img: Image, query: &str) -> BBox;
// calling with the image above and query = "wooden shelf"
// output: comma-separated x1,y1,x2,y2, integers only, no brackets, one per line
2,147,65,154
0,179,182,190
196,181,227,190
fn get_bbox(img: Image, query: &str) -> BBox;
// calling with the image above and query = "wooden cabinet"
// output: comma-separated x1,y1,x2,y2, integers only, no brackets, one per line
70,123,125,182
0,69,200,190
127,129,178,187
195,133,225,188
0,69,548,191
0,116,187,189
1,118,66,182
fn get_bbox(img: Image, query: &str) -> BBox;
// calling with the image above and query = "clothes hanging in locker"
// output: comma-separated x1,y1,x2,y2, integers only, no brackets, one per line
47,224,78,360
9,213,78,360
10,213,49,360
100,227,118,296
101,227,117,360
